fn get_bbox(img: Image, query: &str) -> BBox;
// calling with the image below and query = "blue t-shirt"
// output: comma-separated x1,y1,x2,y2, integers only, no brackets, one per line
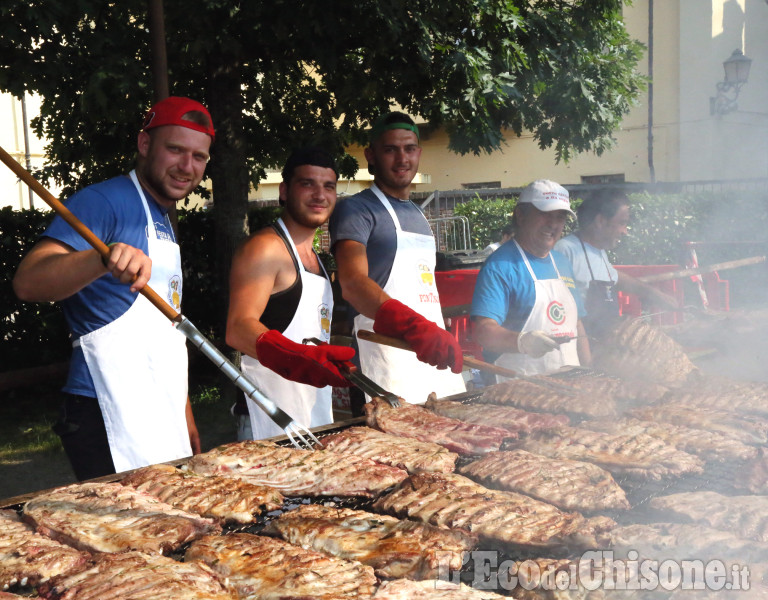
329,188,432,318
470,241,585,334
43,175,176,397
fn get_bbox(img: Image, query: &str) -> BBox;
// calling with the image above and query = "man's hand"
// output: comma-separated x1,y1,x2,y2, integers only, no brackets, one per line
517,330,559,358
255,330,355,388
373,299,463,374
103,243,152,293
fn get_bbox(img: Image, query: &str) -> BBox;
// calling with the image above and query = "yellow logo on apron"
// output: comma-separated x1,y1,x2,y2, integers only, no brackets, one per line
416,261,435,288
318,304,331,335
168,275,182,310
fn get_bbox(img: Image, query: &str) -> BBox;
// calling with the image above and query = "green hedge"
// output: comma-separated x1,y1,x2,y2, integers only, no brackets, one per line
0,207,67,372
4,190,767,373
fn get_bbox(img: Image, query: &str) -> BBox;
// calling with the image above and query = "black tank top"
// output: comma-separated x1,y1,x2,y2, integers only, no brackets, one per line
260,224,303,333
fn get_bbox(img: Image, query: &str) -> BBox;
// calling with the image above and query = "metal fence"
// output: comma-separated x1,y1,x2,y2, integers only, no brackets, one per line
428,216,472,252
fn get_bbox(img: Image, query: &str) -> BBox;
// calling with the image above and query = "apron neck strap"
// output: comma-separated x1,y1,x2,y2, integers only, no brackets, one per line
275,217,330,281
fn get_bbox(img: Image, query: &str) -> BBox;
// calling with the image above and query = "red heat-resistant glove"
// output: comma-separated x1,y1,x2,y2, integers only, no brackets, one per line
254,330,355,388
373,299,463,374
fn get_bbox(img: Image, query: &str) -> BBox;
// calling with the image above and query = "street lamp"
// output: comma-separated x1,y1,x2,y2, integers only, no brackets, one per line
710,49,753,116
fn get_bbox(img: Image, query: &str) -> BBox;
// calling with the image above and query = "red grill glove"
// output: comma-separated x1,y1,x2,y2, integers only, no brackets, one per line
254,330,355,388
373,299,463,374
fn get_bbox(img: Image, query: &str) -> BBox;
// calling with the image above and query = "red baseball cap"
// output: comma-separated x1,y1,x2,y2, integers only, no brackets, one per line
141,96,215,139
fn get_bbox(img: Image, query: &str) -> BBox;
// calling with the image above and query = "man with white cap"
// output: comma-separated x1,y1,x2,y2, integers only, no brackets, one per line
13,96,213,479
471,179,591,377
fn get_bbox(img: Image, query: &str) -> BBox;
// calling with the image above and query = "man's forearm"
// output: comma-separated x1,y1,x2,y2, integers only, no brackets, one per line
340,273,391,321
13,247,107,302
472,317,521,354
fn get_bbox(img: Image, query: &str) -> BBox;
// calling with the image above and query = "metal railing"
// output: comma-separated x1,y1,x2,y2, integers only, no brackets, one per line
428,215,472,251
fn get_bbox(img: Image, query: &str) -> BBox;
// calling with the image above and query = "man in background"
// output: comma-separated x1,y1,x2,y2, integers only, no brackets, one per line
555,189,678,339
472,180,590,377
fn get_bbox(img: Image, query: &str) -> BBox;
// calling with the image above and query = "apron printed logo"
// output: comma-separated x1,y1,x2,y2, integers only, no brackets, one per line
318,304,331,336
547,301,566,325
416,261,435,288
168,276,182,310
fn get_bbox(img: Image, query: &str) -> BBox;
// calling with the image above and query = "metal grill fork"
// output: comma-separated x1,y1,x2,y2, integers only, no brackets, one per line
302,338,401,408
179,319,320,450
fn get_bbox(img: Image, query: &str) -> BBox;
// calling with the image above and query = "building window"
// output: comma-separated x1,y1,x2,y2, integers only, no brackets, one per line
462,181,501,190
581,174,625,185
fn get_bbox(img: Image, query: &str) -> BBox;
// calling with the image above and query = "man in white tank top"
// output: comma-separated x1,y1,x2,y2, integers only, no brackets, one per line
226,147,354,439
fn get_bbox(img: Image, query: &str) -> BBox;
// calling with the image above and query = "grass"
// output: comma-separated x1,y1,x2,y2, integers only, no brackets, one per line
0,372,234,462
0,387,64,460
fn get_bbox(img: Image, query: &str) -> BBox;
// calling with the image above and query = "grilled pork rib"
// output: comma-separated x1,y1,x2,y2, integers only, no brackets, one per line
185,440,407,498
632,402,768,445
320,426,458,474
477,378,618,419
649,491,768,543
121,464,283,523
262,503,476,579
424,399,570,435
459,449,630,512
373,472,614,550
592,319,697,385
365,397,510,455
38,550,232,600
0,509,89,590
22,482,220,554
503,425,704,481
609,522,768,563
580,417,758,463
185,533,376,600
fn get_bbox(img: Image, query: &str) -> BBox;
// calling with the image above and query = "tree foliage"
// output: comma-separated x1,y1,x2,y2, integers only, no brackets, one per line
1,1,644,190
0,0,645,334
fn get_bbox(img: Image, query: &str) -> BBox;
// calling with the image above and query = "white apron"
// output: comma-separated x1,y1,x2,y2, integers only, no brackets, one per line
495,240,579,377
241,218,335,440
76,170,190,473
354,185,466,404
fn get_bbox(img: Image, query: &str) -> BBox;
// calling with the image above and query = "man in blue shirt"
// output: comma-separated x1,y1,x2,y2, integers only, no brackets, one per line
13,97,214,480
471,180,591,377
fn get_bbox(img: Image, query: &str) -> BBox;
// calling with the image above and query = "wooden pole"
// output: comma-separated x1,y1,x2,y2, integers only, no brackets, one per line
636,256,766,283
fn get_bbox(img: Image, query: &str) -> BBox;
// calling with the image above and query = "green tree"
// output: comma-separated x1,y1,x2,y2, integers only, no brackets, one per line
0,0,644,332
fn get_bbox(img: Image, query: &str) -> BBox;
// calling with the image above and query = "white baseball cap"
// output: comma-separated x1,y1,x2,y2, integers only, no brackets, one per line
518,179,575,216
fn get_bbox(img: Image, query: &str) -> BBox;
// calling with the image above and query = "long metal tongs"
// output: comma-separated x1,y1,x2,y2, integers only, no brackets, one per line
302,338,401,407
0,145,319,451
356,329,580,397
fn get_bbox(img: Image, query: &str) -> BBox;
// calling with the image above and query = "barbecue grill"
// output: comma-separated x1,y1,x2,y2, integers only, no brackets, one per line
3,364,767,598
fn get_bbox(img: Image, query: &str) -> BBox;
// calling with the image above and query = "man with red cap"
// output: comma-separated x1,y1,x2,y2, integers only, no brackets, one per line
13,96,214,480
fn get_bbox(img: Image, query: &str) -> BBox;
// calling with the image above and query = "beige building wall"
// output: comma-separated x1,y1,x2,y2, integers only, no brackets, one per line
5,1,767,207
0,93,58,210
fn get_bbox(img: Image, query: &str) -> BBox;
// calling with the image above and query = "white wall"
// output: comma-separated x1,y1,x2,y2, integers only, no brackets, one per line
679,0,768,181
0,93,58,210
